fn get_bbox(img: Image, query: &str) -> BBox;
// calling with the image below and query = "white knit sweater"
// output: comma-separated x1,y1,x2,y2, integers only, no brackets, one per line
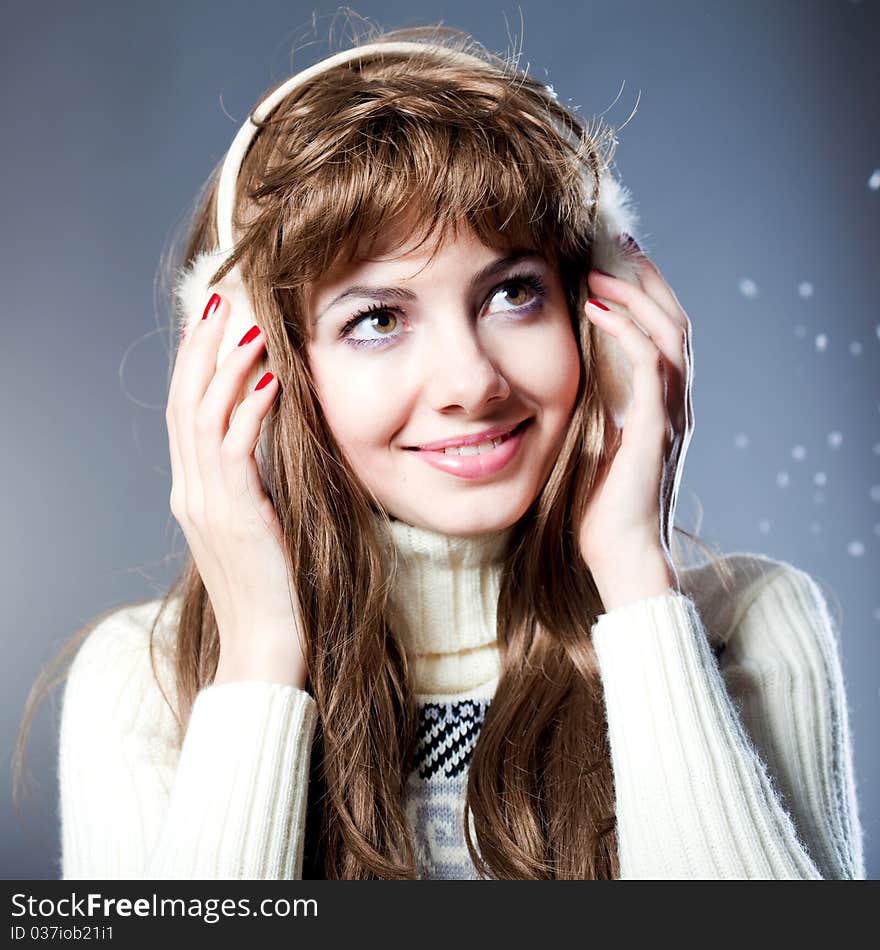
58,517,866,879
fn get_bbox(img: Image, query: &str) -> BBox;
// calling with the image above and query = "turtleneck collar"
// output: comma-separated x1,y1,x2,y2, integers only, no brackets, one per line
373,513,516,696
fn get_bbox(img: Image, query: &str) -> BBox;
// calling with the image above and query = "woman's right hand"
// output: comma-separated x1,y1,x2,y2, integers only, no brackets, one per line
166,292,307,690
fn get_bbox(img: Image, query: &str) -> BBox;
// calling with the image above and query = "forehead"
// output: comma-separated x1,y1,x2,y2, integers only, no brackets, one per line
306,220,501,311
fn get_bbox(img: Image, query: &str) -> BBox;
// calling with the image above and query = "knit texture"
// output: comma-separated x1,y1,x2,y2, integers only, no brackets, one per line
58,516,865,879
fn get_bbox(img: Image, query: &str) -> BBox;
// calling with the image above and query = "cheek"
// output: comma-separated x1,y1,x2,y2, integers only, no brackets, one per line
513,319,581,414
309,351,404,458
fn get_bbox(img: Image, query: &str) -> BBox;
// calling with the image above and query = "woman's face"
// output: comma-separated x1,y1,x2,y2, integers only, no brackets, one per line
305,223,582,536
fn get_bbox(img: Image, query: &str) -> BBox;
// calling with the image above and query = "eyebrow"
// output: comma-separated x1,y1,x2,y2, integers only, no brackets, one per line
315,247,546,322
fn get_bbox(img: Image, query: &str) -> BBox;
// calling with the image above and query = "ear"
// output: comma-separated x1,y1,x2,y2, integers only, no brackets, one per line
590,171,644,427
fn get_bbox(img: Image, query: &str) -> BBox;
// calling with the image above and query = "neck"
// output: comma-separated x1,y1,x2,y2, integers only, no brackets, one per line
373,514,516,696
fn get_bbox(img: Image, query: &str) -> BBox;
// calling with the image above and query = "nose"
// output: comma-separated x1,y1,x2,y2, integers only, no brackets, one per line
422,317,511,414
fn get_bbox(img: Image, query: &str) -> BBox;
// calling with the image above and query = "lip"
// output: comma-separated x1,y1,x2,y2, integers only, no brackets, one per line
409,419,531,480
408,419,527,451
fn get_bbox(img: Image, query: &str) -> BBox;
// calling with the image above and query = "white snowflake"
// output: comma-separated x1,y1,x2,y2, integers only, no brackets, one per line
792,444,807,461
813,471,827,487
738,278,758,298
776,471,790,488
849,341,863,356
734,432,749,450
827,431,843,449
758,519,771,534
869,169,880,191
815,333,828,352
794,323,807,339
847,540,865,557
797,282,813,299
870,485,880,503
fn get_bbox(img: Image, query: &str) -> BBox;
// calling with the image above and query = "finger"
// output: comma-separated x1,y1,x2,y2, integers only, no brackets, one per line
621,251,695,412
621,242,689,326
196,323,271,501
589,271,689,428
166,313,203,510
174,292,230,516
589,270,688,366
585,298,669,456
223,373,280,530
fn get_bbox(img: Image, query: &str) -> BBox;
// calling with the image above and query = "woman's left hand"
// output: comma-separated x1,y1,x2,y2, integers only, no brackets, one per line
577,247,694,607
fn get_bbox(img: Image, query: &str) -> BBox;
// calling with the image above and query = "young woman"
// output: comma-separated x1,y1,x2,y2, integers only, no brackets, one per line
23,24,864,879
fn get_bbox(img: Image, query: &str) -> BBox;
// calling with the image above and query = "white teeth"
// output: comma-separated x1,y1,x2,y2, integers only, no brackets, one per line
442,434,507,455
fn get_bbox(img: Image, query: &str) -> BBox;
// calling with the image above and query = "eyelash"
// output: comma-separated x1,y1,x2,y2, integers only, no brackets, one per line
338,271,548,349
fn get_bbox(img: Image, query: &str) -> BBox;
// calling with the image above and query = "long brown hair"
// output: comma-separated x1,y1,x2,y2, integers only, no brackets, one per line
14,20,735,879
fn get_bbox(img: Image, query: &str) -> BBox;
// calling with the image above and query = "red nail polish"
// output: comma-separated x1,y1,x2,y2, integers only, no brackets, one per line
255,372,274,390
238,325,261,347
202,293,221,320
588,297,610,311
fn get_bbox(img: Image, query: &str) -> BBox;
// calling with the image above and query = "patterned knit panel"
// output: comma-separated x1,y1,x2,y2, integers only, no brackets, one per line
404,699,491,879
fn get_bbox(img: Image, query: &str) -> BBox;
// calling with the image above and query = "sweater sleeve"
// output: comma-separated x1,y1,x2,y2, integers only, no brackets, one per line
59,605,318,880
590,563,865,879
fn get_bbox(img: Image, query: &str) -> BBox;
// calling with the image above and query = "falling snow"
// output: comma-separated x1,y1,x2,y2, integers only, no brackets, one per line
849,341,863,356
815,333,828,352
870,485,880,503
734,432,749,449
794,323,807,339
874,523,880,538
738,278,758,298
776,471,790,488
869,169,880,191
758,519,771,534
814,472,827,487
810,522,822,535
847,541,865,558
813,490,826,505
797,282,814,298
827,431,843,450
873,607,880,623
792,444,807,461
874,443,880,456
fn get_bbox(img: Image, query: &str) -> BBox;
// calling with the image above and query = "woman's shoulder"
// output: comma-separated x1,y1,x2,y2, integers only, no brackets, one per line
64,596,182,738
70,596,178,675
679,550,824,647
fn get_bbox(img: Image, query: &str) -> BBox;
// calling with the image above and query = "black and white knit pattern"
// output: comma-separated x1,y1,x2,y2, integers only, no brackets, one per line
412,699,490,779
405,699,491,878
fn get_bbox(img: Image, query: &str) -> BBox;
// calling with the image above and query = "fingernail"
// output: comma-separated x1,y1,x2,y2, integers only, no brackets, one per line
202,293,221,320
255,372,274,391
238,325,261,347
587,297,610,311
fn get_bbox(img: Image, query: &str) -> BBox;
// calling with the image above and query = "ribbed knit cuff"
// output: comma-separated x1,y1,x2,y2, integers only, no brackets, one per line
147,682,317,879
591,592,821,879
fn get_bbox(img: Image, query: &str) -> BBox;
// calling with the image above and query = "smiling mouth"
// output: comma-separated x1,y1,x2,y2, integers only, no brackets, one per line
405,419,530,455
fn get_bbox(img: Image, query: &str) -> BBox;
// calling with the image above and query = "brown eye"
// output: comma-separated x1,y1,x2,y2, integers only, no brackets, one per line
369,312,397,334
487,276,544,313
501,283,530,306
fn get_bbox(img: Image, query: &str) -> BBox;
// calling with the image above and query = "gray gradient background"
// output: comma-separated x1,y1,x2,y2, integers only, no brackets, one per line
2,0,877,879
